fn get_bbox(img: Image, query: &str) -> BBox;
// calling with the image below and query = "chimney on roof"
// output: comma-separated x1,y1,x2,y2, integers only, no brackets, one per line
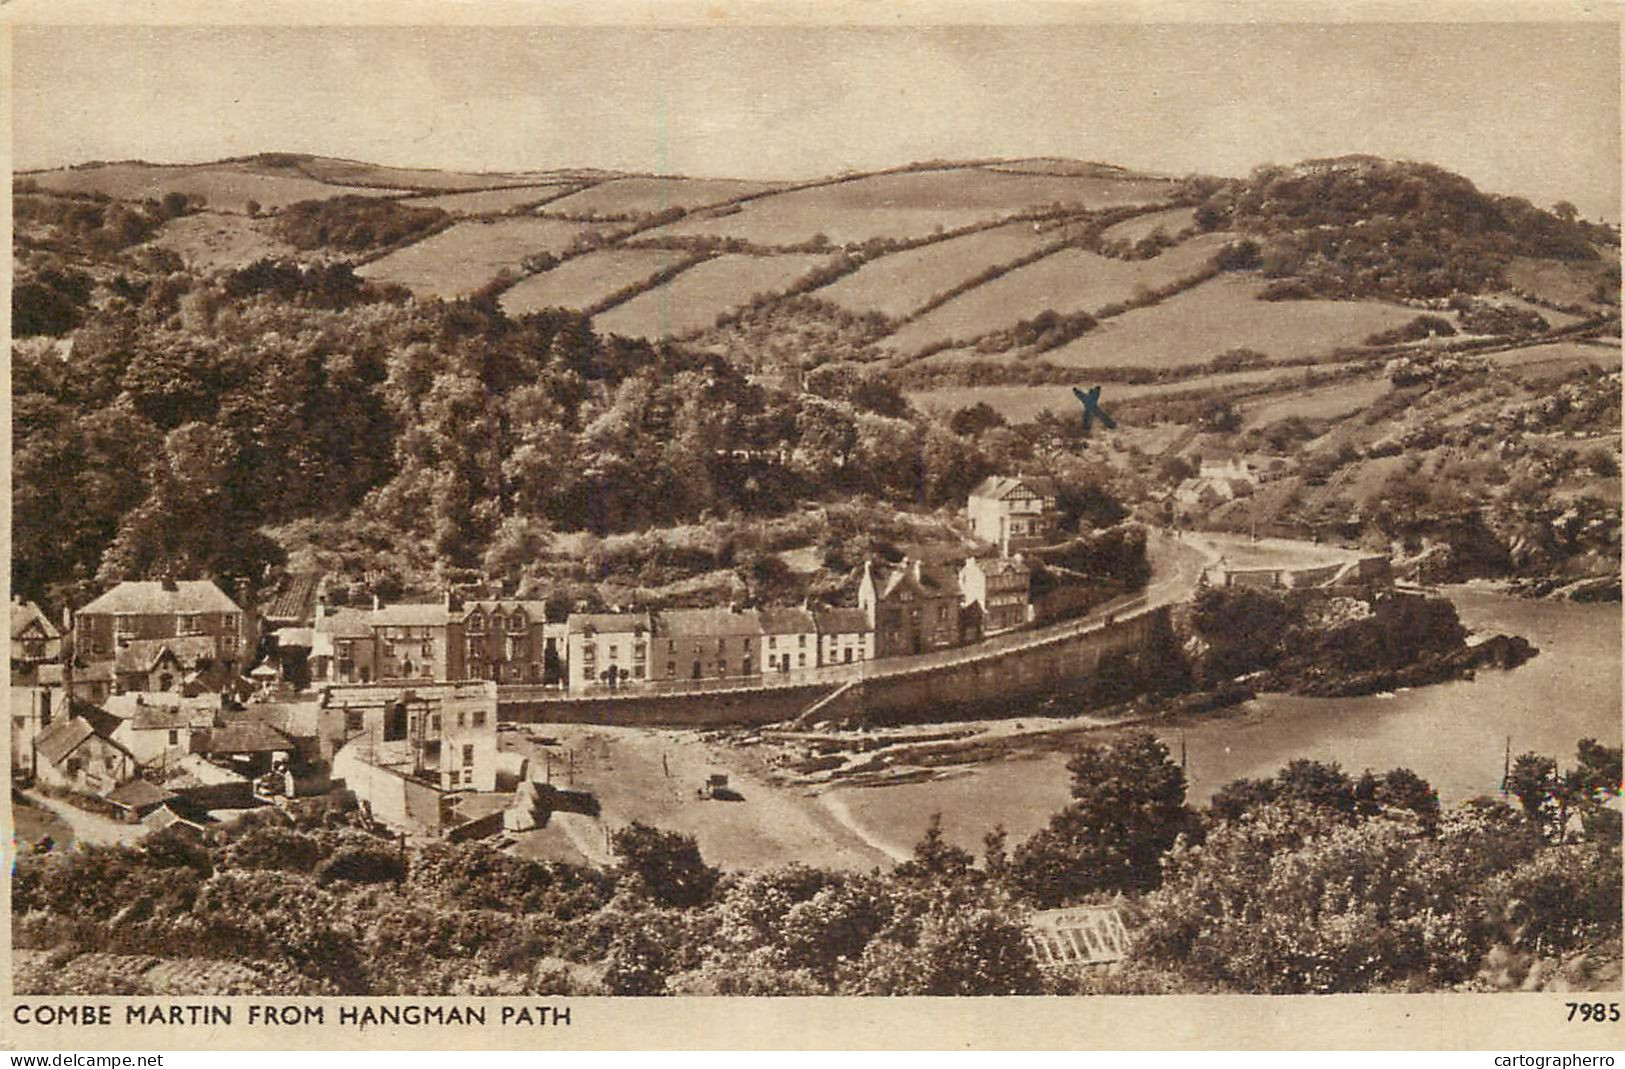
160,570,179,592
910,558,923,582
727,601,738,614
372,593,381,611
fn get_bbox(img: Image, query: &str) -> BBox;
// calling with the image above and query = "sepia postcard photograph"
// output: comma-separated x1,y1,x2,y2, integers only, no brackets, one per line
2,0,1622,1052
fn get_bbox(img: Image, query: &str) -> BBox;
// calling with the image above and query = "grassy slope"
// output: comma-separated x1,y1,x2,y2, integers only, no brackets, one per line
1043,274,1435,369
498,247,693,315
813,221,1056,319
354,217,591,297
544,176,786,215
881,233,1232,354
592,252,833,338
653,166,1174,246
24,163,410,213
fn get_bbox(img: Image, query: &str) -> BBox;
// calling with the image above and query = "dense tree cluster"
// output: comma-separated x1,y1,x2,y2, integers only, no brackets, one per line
274,196,450,252
1193,159,1615,300
14,737,1617,996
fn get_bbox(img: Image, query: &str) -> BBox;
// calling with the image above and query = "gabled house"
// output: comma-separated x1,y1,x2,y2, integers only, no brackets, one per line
113,636,224,694
32,710,138,796
758,607,818,674
369,595,463,682
655,607,763,683
11,599,63,685
75,579,252,691
959,555,1033,635
460,599,551,684
107,694,221,767
859,558,963,658
311,606,378,685
814,608,873,667
565,612,652,691
967,475,1059,557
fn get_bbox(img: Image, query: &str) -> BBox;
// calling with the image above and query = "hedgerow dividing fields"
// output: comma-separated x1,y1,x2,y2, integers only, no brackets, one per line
498,248,695,315
544,176,786,216
593,253,833,338
811,222,1056,319
400,183,585,215
652,167,1175,247
1043,275,1439,371
22,163,410,214
353,217,591,297
880,233,1232,354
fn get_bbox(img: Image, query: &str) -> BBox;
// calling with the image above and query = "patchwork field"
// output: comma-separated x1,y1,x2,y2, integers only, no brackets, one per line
1486,338,1624,378
545,176,785,216
400,183,585,215
653,167,1175,247
1100,205,1198,244
1238,374,1394,429
498,247,694,315
882,233,1232,355
146,212,309,271
1043,275,1437,370
593,252,832,338
904,365,1345,424
812,222,1056,319
20,163,409,213
354,217,591,297
287,157,552,191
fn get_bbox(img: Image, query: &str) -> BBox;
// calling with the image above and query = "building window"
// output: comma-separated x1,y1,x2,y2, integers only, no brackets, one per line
223,614,239,634
509,612,526,633
634,642,647,661
666,661,676,676
473,710,486,727
608,644,619,660
798,634,807,647
431,713,442,733
176,613,201,636
468,612,485,634
457,710,466,729
346,710,364,733
168,729,179,746
115,615,135,638
462,768,473,786
768,636,777,648
798,653,807,667
633,665,645,679
462,744,474,766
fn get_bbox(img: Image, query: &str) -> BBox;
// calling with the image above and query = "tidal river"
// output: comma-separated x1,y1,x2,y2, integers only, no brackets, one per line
825,588,1623,857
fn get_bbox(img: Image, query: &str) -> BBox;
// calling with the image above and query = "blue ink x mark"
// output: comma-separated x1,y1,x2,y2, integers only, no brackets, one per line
1072,386,1117,432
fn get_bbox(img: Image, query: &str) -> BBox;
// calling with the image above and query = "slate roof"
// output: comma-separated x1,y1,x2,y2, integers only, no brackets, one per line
659,607,764,638
194,722,293,754
815,608,871,635
106,778,176,809
34,717,96,766
315,607,375,640
12,600,60,641
757,607,816,635
114,636,220,674
970,555,1031,578
221,701,323,740
129,703,219,732
567,612,651,635
369,602,452,627
876,560,959,601
969,475,1057,501
34,713,128,766
79,580,241,616
462,600,549,622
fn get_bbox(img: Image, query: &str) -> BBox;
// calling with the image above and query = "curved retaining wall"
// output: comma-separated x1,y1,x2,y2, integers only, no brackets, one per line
499,605,1172,728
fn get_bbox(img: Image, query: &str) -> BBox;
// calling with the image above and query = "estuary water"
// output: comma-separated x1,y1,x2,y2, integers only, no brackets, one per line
827,587,1623,856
